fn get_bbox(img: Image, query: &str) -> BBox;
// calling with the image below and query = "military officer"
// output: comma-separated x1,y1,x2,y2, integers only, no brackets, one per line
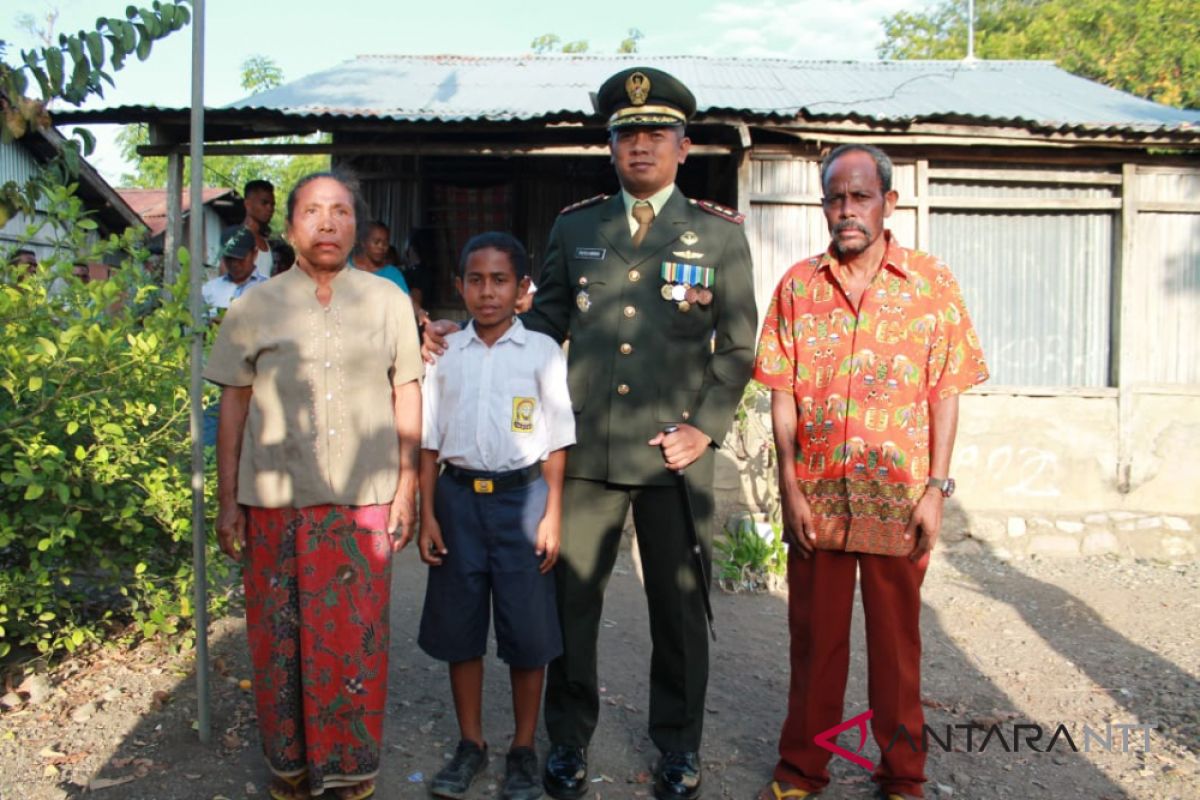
424,66,757,800
530,67,756,800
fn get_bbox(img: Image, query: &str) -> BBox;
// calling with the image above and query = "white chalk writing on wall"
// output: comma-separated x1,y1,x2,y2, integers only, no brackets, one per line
957,444,1061,497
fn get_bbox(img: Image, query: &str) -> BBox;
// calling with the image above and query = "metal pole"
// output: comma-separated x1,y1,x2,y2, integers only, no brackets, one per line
164,150,183,285
187,0,210,745
966,0,976,61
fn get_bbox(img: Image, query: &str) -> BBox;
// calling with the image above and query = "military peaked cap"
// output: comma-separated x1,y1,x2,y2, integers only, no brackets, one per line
593,66,696,129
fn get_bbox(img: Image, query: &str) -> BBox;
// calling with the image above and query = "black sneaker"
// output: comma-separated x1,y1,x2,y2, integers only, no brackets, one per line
429,739,488,799
502,746,543,800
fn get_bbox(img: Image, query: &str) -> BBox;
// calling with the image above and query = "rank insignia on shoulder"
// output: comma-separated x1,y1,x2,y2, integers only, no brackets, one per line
695,199,745,224
560,194,609,215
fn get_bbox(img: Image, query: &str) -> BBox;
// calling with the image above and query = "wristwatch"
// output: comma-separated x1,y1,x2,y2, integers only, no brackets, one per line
926,476,956,498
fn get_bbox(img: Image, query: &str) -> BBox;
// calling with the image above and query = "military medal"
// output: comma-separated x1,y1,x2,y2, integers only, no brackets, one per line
680,231,699,246
576,290,591,312
660,260,716,312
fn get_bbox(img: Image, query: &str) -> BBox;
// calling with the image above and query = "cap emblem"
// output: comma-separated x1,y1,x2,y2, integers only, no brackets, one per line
625,71,651,106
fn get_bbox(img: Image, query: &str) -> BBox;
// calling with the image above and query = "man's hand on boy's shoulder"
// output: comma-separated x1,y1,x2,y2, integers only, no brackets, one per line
421,319,460,363
419,514,448,566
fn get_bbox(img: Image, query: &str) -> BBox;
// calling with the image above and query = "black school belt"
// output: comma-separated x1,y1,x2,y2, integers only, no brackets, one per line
442,462,542,494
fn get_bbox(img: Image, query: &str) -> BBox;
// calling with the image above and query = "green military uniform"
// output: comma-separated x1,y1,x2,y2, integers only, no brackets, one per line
524,186,758,752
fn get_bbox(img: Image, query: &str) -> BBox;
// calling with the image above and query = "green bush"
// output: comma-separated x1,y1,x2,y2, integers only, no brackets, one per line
0,180,225,661
715,514,787,592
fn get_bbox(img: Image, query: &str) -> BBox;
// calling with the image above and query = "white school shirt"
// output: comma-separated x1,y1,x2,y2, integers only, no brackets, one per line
421,318,575,472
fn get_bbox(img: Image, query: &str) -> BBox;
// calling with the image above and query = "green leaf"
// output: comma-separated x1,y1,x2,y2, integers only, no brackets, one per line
36,538,52,551
31,66,53,100
85,31,106,66
44,47,65,95
119,20,137,52
74,445,87,461
66,36,85,66
139,9,161,38
25,484,44,501
66,421,79,435
38,612,56,622
28,375,43,391
135,562,147,575
135,27,153,62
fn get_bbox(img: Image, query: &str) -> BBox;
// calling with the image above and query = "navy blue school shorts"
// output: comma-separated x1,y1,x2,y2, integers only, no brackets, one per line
417,471,563,669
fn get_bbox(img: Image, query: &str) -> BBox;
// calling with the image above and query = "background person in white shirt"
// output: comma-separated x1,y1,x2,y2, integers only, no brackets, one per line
418,231,575,800
202,226,268,315
201,226,268,447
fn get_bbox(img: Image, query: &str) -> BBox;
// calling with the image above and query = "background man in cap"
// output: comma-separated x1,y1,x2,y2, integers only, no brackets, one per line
201,226,269,448
526,66,756,800
203,226,269,315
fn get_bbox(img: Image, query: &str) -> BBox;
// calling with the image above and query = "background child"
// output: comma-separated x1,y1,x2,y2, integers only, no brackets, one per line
418,232,575,800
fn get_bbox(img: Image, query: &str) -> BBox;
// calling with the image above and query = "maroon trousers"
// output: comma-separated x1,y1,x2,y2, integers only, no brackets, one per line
773,549,929,798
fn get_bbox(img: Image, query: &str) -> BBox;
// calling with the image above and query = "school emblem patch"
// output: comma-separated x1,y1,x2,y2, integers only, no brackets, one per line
512,397,536,433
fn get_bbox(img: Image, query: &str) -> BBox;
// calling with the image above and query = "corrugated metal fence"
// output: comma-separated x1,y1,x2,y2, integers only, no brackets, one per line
746,155,1199,389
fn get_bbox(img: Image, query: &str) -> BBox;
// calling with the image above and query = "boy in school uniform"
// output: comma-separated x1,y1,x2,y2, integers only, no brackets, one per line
418,232,576,800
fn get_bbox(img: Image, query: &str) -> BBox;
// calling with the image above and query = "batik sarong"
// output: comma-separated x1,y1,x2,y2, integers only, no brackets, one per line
243,504,392,792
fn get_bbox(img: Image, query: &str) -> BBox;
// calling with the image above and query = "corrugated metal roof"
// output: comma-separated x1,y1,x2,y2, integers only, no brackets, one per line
117,187,237,236
62,55,1200,138
224,55,1199,133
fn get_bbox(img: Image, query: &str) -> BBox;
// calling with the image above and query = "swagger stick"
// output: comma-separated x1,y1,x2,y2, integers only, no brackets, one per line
662,425,716,641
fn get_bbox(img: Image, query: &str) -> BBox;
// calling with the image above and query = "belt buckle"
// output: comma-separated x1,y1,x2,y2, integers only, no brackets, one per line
472,478,494,494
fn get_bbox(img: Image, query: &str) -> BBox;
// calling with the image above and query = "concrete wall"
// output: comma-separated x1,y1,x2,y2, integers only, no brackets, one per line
952,392,1200,515
715,389,1200,555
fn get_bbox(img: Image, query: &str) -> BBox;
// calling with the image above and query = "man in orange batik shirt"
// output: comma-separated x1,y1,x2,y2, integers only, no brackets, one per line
753,144,988,800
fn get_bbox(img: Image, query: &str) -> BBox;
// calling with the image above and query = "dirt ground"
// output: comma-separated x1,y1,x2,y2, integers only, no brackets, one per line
1,536,1197,800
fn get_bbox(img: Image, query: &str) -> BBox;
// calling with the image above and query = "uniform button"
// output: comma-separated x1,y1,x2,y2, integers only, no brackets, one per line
682,410,691,421
623,305,636,318
619,343,633,355
617,384,630,395
628,269,641,282
579,276,588,286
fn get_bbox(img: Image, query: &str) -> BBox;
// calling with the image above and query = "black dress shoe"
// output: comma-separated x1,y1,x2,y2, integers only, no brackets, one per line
654,751,702,800
543,743,588,799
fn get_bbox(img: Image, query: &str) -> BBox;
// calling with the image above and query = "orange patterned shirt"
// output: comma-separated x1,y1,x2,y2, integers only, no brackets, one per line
754,233,989,556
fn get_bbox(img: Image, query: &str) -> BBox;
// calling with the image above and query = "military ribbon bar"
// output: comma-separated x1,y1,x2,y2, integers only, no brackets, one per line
660,262,714,287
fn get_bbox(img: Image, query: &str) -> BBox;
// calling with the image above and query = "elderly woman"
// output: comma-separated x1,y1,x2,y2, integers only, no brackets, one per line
205,171,422,800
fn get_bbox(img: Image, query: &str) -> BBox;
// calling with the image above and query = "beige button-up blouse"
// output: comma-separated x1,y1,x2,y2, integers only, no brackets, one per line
204,266,423,508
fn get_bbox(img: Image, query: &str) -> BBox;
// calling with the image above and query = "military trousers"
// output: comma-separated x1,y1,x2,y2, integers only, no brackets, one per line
544,462,714,754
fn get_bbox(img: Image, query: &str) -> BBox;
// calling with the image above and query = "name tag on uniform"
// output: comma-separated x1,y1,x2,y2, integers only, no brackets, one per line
575,247,606,260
